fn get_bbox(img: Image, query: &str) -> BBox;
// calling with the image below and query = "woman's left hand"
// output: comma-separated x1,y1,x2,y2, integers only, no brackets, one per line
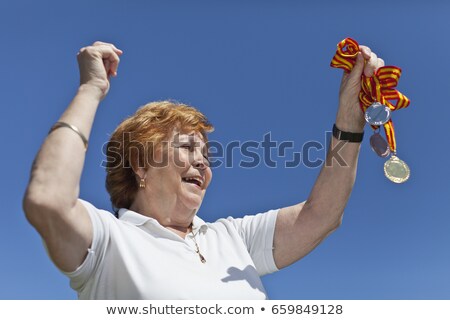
335,46,385,132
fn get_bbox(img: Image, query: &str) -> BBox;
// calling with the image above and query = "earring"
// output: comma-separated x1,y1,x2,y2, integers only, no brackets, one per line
139,177,146,188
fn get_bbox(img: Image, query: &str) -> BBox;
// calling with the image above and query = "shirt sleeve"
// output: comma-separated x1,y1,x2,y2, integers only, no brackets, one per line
225,209,279,276
62,199,113,293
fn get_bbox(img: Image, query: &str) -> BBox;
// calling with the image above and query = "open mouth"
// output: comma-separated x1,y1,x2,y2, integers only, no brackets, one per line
182,177,202,188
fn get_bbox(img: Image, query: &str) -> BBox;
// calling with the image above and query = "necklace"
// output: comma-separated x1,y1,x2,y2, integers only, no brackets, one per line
189,223,206,264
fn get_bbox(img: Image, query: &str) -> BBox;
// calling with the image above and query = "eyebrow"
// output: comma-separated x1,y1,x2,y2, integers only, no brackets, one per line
172,137,209,152
172,134,205,144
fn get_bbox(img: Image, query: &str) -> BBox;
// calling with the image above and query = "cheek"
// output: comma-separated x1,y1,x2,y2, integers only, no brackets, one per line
171,149,190,169
204,168,213,188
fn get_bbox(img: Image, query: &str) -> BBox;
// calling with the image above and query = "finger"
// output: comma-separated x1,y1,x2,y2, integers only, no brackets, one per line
104,59,111,77
78,44,120,60
94,45,121,75
80,44,121,76
348,52,365,80
93,41,123,55
359,45,372,60
363,51,378,77
107,49,121,76
108,54,120,77
340,51,364,87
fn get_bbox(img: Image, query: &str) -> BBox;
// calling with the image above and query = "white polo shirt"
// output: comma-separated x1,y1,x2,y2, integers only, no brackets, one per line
63,200,279,299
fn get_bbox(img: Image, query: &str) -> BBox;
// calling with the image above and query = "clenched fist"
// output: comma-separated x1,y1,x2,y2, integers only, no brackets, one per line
336,45,385,132
77,41,123,100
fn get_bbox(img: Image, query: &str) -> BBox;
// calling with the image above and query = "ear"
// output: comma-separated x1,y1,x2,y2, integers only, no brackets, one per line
134,167,147,181
129,149,147,180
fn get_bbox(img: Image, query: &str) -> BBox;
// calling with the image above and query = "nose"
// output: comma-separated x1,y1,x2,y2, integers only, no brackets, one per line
192,148,208,169
193,160,206,170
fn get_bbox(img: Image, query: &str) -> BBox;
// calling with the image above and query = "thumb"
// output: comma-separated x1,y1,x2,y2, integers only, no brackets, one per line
347,52,365,82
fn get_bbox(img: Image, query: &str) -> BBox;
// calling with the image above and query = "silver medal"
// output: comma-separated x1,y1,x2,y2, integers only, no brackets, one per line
370,132,390,158
365,102,391,126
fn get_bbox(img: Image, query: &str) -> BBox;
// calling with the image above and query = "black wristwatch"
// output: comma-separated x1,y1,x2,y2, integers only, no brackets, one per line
332,124,364,143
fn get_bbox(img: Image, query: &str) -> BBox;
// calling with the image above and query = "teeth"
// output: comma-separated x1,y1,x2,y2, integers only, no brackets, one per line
183,177,202,186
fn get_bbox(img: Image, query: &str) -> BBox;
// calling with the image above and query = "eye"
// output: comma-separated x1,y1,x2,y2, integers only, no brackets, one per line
178,144,193,150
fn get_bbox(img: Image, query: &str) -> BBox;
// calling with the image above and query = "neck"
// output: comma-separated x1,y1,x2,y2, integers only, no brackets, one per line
129,195,195,238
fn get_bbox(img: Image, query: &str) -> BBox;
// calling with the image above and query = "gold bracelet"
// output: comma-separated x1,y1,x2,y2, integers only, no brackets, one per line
49,121,88,150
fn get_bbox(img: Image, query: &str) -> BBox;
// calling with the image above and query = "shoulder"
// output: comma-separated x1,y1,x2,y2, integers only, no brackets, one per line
214,209,279,228
78,199,118,223
77,199,126,237
207,208,279,237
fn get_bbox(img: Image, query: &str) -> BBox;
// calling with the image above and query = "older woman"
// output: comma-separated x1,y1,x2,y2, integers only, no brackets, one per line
23,41,383,299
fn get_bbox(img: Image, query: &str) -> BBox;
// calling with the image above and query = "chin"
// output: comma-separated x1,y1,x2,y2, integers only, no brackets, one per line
186,200,203,211
182,195,204,211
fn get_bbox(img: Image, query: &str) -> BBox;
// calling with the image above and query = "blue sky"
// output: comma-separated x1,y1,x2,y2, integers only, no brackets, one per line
1,0,449,299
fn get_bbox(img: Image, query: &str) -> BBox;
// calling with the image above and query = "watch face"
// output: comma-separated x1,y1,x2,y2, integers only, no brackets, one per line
370,132,390,158
365,102,391,126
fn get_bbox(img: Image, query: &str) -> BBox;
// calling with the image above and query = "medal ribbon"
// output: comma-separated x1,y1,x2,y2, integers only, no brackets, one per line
330,38,410,152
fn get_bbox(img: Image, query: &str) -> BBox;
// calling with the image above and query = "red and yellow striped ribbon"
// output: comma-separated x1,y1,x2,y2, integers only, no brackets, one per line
330,38,410,152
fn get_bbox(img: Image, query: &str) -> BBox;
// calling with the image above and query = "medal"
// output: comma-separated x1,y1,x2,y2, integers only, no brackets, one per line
384,155,410,183
330,38,412,184
364,102,391,126
369,131,390,158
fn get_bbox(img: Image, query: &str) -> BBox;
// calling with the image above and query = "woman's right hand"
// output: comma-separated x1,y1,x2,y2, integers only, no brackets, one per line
77,41,123,100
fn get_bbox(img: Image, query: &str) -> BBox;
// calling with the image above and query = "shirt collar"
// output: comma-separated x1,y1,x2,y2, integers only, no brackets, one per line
118,208,208,233
118,208,150,226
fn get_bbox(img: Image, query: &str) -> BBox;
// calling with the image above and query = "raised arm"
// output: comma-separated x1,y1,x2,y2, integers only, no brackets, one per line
23,42,122,272
273,45,384,269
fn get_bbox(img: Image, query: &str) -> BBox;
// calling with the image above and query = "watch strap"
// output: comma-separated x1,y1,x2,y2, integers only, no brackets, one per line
332,124,364,143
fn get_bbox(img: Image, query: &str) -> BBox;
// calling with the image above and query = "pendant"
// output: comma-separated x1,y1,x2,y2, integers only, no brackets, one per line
370,132,390,158
196,250,206,263
384,155,410,183
365,102,391,126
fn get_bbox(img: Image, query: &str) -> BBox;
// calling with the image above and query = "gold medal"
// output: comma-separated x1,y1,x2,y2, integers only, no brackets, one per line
384,155,410,183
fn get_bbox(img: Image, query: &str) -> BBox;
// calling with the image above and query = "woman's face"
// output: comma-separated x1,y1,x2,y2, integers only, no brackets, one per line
142,129,212,221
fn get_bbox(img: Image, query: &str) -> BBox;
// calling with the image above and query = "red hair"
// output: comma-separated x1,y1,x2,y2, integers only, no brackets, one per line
105,101,214,209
